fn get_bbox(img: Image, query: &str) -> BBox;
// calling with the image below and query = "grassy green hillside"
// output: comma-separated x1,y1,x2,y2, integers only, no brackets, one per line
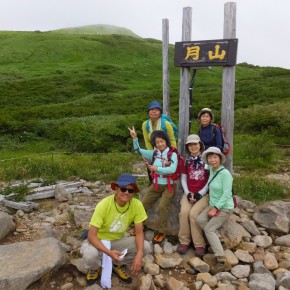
0,29,289,191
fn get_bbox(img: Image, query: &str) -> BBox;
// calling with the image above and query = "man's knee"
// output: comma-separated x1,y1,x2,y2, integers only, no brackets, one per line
81,240,99,266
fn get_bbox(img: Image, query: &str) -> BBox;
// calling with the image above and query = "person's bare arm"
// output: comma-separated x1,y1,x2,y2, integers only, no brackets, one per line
131,222,144,274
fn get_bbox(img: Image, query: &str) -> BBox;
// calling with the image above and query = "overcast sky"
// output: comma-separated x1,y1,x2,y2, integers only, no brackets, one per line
1,0,290,69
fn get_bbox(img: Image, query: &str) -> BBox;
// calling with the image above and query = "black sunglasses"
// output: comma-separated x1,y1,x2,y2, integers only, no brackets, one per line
119,187,135,194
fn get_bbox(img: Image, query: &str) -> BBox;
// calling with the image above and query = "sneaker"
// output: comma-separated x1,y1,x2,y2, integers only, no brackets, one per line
195,247,206,257
86,268,101,285
210,257,232,274
112,265,132,284
153,232,166,244
176,244,189,254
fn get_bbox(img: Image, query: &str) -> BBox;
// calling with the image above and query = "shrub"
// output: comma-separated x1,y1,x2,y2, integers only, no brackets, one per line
234,133,283,172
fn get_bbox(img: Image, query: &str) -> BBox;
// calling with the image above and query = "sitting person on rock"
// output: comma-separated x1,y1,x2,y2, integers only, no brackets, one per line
80,173,151,286
177,134,209,256
196,147,234,274
128,127,178,244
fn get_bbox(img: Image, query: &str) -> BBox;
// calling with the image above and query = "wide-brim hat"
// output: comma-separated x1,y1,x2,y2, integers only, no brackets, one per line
201,147,226,165
185,134,205,154
111,173,139,193
197,108,214,122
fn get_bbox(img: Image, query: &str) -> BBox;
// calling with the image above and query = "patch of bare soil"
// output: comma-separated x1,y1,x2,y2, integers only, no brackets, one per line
26,265,196,290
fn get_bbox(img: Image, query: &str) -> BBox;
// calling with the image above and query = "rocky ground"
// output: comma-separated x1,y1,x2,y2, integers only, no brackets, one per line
0,179,198,290
0,169,290,290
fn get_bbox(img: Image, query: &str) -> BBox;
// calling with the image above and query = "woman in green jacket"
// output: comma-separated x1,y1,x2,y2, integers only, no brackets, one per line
196,147,234,274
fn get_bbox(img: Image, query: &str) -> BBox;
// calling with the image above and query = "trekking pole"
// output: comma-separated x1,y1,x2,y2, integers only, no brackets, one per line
134,148,149,167
188,69,197,134
134,147,153,183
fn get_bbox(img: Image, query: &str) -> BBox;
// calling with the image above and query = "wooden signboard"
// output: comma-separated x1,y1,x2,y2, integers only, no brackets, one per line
174,39,238,67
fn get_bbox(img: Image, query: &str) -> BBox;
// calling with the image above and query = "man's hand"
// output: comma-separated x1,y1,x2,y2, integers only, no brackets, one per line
131,252,143,274
109,249,124,262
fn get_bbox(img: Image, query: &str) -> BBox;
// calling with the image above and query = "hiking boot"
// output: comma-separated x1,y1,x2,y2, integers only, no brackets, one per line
153,232,166,244
195,247,206,257
210,256,232,274
86,268,101,285
112,265,132,284
176,244,189,255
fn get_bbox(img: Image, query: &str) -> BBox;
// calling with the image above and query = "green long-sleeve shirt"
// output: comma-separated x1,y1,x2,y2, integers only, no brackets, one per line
207,165,234,210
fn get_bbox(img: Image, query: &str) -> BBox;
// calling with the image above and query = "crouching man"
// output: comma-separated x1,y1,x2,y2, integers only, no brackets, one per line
80,173,151,287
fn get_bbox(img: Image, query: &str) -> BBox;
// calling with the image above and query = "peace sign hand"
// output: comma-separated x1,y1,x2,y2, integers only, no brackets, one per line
128,126,137,139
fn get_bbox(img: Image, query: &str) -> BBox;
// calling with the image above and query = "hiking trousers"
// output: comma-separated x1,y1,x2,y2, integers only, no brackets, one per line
141,183,175,234
80,236,151,271
178,194,209,247
196,206,233,257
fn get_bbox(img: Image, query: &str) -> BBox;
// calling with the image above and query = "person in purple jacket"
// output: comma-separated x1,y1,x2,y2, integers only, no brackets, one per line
197,108,222,151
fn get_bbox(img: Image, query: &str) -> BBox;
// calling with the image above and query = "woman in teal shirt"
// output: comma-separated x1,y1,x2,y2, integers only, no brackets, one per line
128,127,177,244
196,147,234,274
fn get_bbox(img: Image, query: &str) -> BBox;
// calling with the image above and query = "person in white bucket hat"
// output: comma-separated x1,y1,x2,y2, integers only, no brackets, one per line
196,147,234,274
176,134,210,257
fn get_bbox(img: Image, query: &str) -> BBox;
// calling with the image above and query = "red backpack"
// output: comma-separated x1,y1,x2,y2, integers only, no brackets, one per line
150,147,183,192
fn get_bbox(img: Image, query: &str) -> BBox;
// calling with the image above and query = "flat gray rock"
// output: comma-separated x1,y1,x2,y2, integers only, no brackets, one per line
0,237,66,290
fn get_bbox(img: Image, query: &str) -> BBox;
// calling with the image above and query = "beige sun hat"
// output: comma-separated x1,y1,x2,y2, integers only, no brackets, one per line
201,146,226,164
197,108,214,122
185,134,205,153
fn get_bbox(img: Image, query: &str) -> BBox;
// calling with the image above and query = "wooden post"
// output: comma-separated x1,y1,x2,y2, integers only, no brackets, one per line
162,19,170,117
178,7,192,157
222,2,236,173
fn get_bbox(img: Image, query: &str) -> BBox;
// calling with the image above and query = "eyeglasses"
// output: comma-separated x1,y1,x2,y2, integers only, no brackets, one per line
119,187,135,194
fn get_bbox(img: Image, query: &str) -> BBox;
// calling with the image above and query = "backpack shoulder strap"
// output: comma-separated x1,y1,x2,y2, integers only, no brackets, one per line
185,155,191,168
167,147,179,163
160,115,167,133
211,123,217,138
208,168,225,186
145,119,150,133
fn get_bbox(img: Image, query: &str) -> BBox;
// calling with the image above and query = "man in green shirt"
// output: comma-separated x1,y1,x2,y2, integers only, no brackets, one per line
80,174,150,286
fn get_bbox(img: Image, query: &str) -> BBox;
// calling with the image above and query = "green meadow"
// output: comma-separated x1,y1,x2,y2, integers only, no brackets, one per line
0,26,289,202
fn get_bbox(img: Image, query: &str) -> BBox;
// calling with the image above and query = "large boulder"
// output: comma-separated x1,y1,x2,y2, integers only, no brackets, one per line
0,212,15,241
140,187,182,236
218,219,251,249
252,201,290,234
0,237,66,290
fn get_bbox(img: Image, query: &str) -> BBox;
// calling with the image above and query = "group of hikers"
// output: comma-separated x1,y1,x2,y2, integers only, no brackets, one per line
81,100,234,287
